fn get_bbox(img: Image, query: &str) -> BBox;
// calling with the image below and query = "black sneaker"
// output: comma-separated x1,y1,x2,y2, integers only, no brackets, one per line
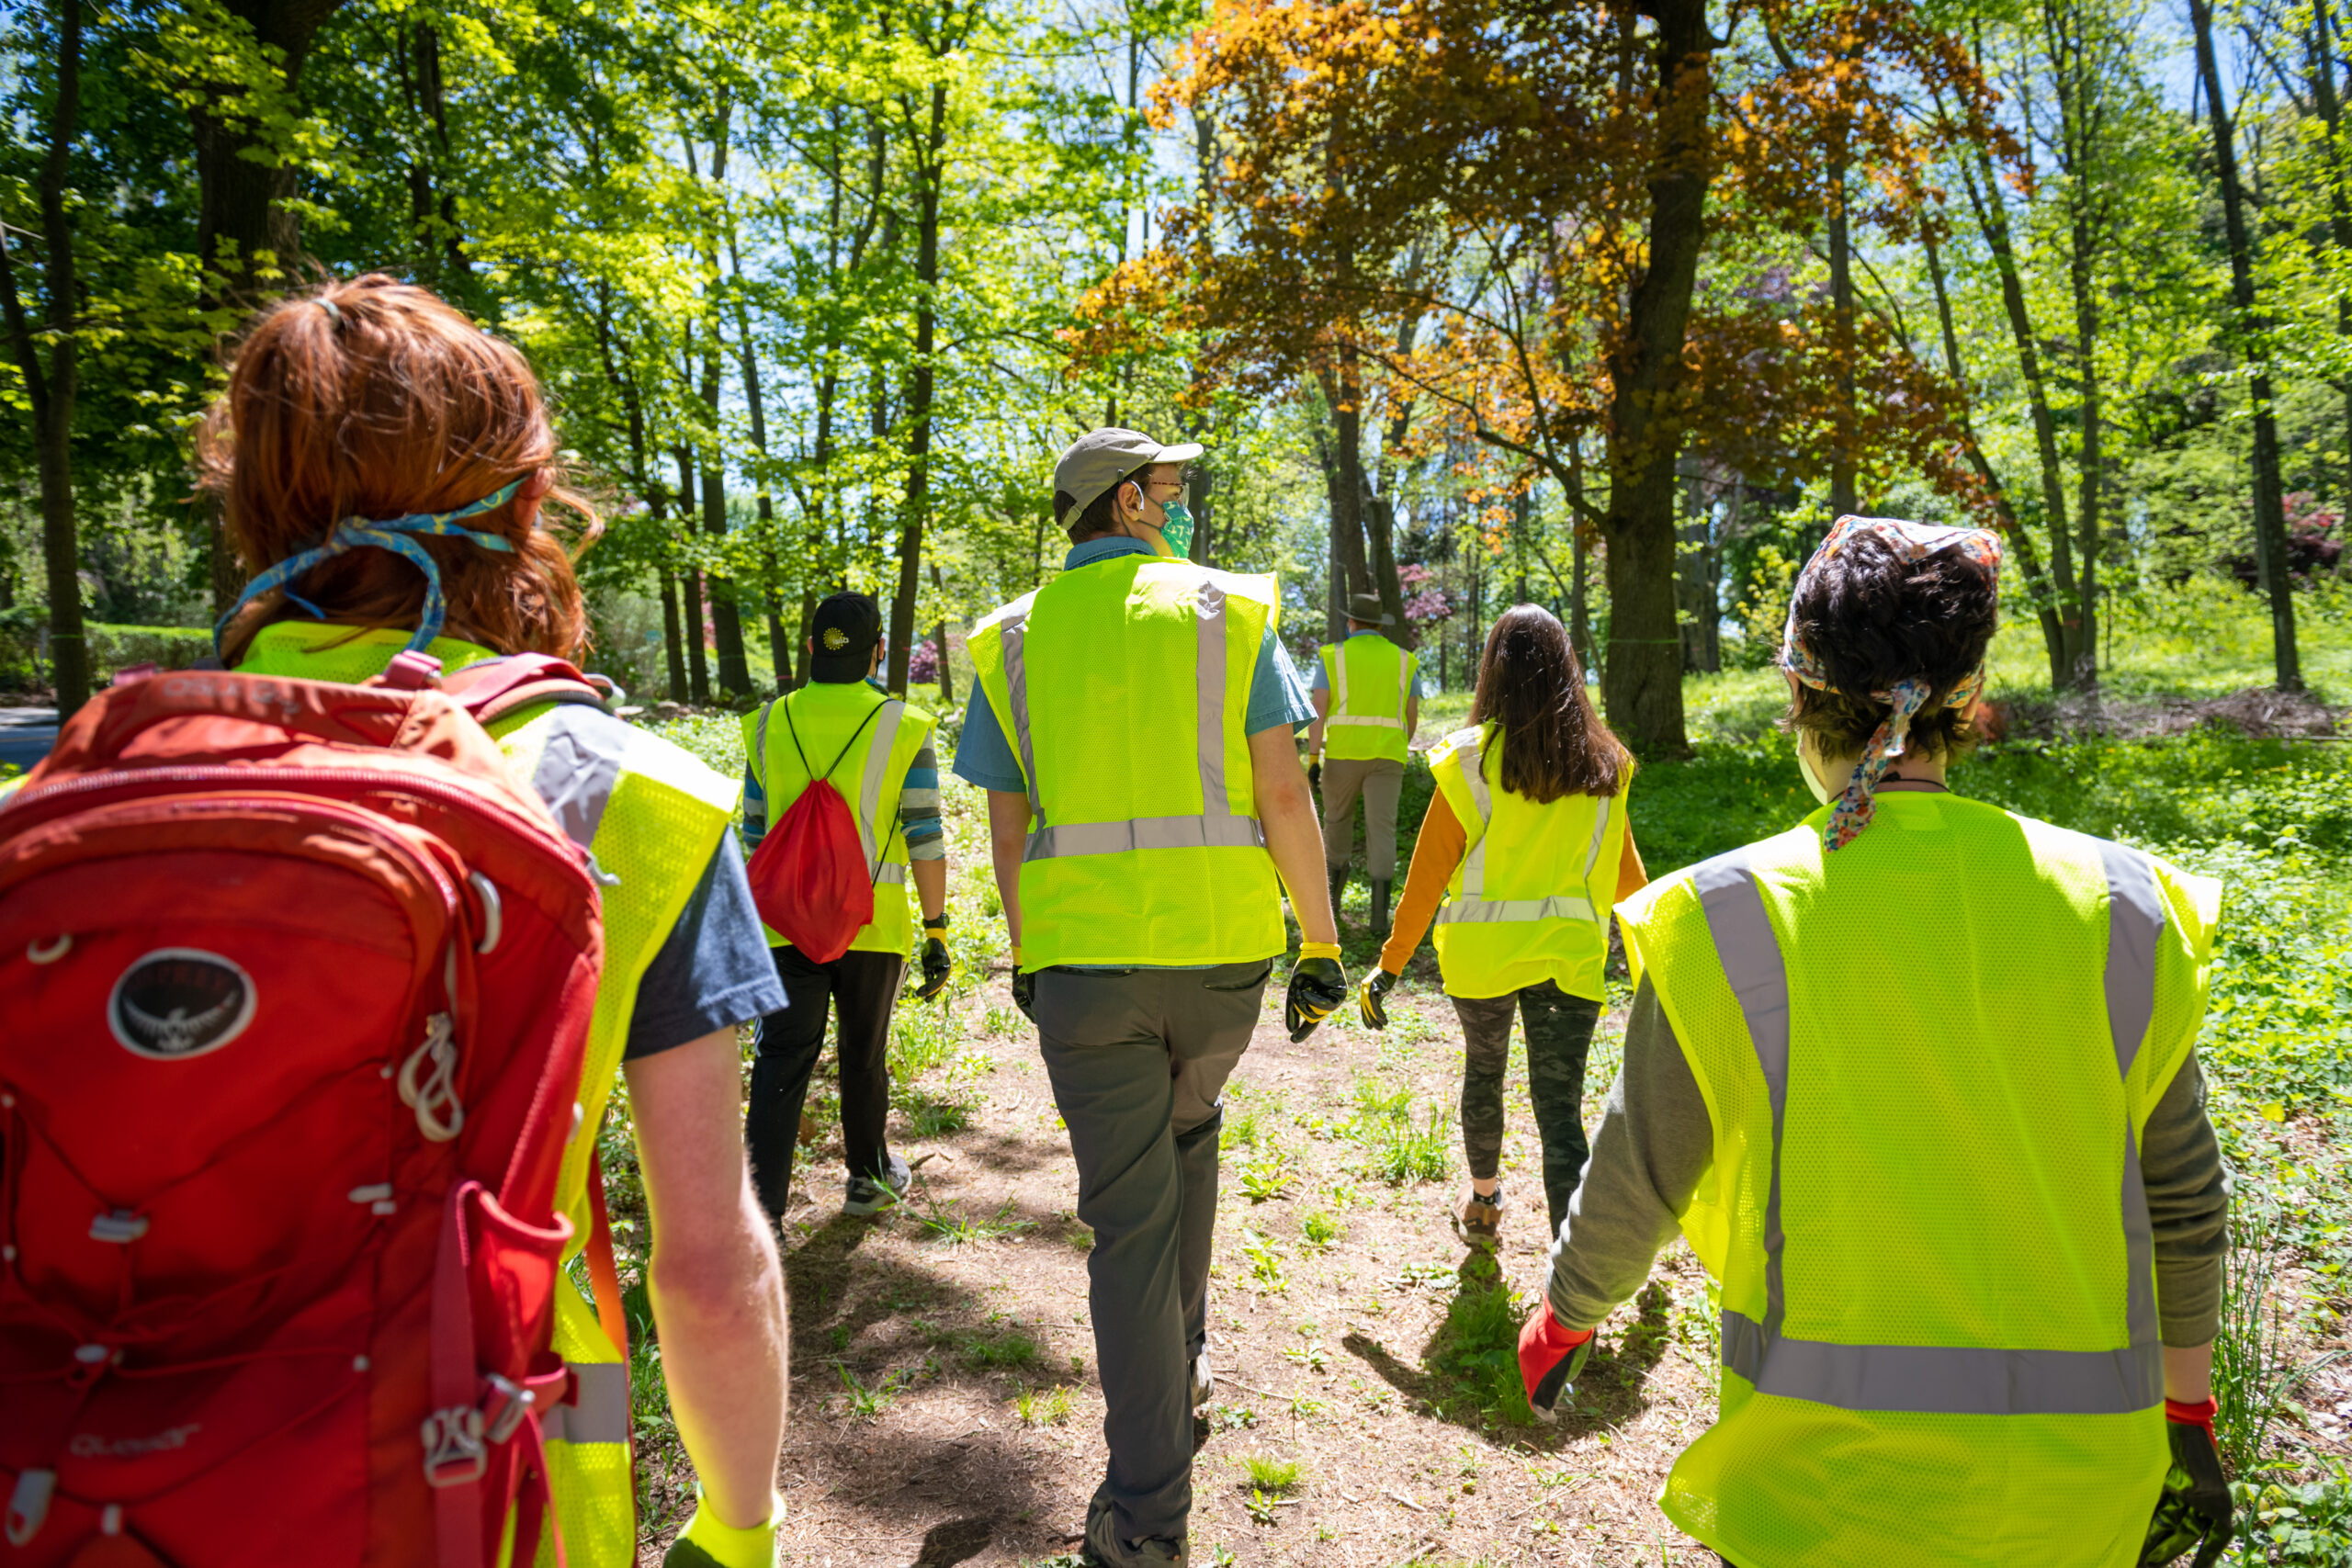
843,1151,910,1215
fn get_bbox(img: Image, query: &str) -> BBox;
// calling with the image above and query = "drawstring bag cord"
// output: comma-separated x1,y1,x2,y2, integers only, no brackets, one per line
212,479,525,660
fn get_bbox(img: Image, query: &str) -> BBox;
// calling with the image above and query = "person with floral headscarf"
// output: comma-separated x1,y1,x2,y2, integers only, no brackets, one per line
1511,518,2235,1568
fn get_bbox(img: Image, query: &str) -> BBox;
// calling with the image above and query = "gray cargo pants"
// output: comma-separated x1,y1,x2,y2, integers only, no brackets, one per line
1034,960,1271,1551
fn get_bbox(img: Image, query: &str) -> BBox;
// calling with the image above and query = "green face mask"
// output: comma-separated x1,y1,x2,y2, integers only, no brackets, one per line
1159,500,1194,558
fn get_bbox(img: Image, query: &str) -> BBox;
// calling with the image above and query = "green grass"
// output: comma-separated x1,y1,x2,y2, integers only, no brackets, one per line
1242,1455,1304,1491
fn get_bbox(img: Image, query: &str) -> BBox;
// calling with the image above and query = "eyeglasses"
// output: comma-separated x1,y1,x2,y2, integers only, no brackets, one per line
1146,469,1191,492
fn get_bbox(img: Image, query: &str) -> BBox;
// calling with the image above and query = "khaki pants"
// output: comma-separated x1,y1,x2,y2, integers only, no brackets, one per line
1320,755,1405,878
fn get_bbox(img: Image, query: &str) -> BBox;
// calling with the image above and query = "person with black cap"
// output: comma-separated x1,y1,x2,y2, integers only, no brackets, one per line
955,428,1349,1568
1308,590,1426,933
740,592,951,1219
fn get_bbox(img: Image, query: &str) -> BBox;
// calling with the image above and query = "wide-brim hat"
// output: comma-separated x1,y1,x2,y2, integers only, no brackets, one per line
1346,592,1394,626
1053,428,1205,524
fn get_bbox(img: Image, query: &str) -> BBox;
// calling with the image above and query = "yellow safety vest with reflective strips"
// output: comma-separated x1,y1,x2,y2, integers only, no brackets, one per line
741,682,933,957
1317,635,1416,764
238,622,739,1568
1427,722,1627,1001
1611,793,2222,1568
967,554,1287,971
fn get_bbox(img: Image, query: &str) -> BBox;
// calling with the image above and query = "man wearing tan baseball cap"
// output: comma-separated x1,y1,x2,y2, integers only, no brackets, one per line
1051,427,1204,557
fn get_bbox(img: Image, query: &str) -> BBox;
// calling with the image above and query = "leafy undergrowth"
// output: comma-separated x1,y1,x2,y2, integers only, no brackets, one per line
616,641,2351,1563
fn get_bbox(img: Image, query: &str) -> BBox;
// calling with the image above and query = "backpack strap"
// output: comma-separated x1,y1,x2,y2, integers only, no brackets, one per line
437,655,611,727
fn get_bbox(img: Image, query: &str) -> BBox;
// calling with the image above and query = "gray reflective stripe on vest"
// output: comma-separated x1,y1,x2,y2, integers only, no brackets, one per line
1028,814,1266,859
1435,893,1595,925
876,862,908,886
1012,570,1263,863
1697,841,2164,1416
529,705,630,852
1441,738,1609,925
539,1359,629,1445
856,699,907,876
999,592,1046,827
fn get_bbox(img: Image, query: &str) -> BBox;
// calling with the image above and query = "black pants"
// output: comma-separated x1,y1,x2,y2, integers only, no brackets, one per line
745,945,904,1217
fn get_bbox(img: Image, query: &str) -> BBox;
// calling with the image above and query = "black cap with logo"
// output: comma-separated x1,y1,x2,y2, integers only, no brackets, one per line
810,592,883,683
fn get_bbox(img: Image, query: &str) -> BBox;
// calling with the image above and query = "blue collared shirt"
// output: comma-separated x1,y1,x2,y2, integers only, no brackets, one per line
951,536,1315,794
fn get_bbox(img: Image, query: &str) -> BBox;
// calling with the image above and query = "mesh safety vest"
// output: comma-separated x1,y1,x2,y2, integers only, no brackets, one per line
967,554,1286,970
1317,635,1416,763
741,682,933,957
240,623,738,1568
1613,794,2222,1568
1426,723,1628,1000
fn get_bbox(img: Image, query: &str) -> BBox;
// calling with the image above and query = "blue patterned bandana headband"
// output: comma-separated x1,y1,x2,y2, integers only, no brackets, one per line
1779,514,2003,852
213,479,525,659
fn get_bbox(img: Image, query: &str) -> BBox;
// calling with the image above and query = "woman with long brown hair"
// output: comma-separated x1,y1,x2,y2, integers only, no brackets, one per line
1359,604,1646,1252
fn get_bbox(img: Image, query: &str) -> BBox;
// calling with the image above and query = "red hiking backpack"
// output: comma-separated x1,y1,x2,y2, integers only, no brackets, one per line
742,694,895,964
0,652,613,1568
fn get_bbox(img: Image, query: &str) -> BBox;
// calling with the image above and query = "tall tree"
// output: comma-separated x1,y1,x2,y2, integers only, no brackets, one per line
0,0,89,716
2188,0,2301,689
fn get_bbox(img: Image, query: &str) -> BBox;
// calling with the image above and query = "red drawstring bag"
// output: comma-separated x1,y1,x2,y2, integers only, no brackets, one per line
744,695,891,963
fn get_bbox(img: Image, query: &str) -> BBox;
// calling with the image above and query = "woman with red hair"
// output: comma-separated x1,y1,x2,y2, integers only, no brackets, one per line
208,276,790,1568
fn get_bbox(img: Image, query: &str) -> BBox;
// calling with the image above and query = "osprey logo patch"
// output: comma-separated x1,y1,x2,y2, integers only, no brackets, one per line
108,950,255,1060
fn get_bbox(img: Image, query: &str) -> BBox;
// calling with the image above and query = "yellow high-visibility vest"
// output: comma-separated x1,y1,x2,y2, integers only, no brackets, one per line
741,682,933,957
240,623,738,1568
1317,635,1416,764
967,553,1287,970
1426,722,1627,999
1614,793,2222,1568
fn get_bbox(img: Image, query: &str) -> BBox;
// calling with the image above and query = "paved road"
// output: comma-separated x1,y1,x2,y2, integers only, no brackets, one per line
0,707,59,771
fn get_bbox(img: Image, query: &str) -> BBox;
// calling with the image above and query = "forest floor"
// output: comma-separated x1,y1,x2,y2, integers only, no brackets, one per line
715,951,1717,1568
616,591,2352,1567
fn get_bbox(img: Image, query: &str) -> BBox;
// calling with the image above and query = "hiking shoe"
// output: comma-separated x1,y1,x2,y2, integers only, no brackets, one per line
1191,1347,1215,1414
842,1151,910,1215
1453,1186,1502,1251
1083,1486,1185,1568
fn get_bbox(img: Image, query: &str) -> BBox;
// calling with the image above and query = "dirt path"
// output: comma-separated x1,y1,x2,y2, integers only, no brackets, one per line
688,968,1724,1568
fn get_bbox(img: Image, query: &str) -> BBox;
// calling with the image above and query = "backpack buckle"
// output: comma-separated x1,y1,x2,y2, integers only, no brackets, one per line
420,1404,487,1486
478,1371,536,1445
383,650,446,690
421,1372,537,1485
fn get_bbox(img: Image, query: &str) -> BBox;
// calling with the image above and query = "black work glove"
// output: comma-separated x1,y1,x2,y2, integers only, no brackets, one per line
915,936,952,999
1358,968,1399,1029
1284,947,1348,1042
2141,1413,2233,1568
1307,756,1323,791
1012,965,1037,1023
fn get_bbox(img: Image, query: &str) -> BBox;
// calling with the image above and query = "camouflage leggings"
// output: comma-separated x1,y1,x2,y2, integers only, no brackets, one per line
1450,982,1602,1240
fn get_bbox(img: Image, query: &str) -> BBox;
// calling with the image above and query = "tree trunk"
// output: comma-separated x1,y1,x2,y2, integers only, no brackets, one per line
0,0,87,714
1676,466,1718,673
2314,3,2352,559
930,563,955,705
888,81,949,699
673,450,710,704
660,573,687,703
2190,0,2301,688
1924,227,2068,674
1962,135,2081,688
1599,0,1713,758
1827,167,1858,520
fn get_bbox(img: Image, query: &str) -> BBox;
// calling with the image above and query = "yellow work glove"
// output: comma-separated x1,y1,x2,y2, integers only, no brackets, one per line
662,1490,783,1568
